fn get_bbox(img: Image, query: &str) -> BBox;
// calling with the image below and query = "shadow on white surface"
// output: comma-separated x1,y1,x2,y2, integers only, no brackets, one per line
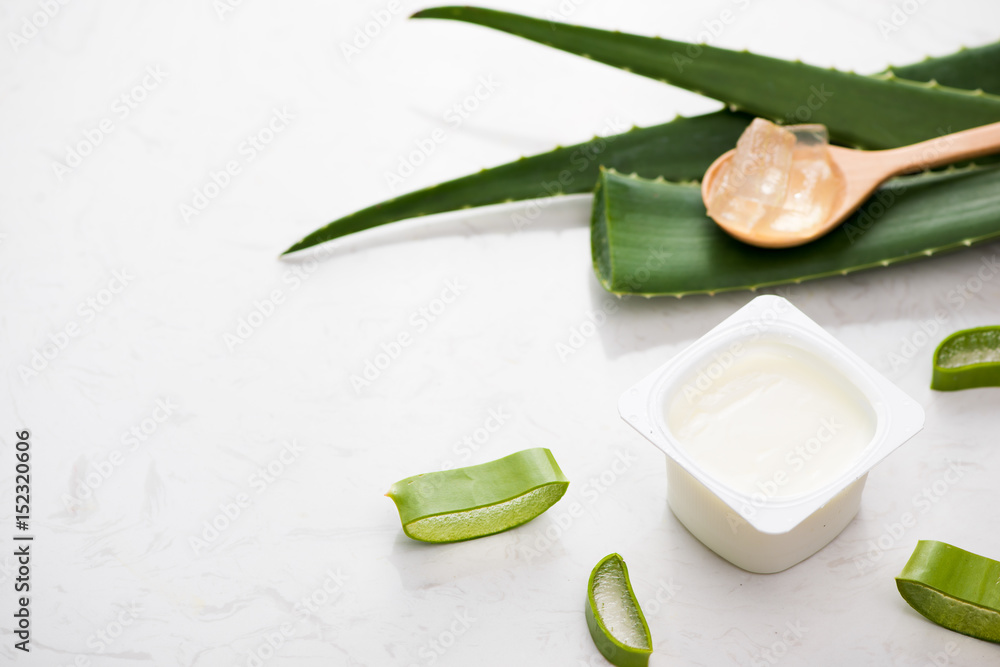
387,513,576,592
585,237,1000,359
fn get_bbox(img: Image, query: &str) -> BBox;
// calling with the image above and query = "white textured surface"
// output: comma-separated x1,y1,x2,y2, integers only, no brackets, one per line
2,0,1000,665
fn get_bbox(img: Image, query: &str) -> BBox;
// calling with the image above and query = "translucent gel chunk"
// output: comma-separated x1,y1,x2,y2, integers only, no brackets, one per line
789,125,829,152
707,119,842,235
932,327,1000,391
732,119,795,206
707,118,795,231
592,565,650,649
937,329,1000,367
405,486,563,541
940,348,1000,366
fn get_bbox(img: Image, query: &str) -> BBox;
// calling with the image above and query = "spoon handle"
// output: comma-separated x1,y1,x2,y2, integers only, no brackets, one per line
884,120,1000,175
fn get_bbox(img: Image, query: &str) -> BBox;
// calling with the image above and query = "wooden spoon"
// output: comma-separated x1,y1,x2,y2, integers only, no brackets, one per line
701,121,1000,248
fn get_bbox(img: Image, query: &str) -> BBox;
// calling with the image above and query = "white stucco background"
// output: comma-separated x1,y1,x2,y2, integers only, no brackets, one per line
2,0,1000,665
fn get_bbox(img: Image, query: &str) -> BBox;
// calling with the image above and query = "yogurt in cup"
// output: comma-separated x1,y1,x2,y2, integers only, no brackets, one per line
619,295,925,573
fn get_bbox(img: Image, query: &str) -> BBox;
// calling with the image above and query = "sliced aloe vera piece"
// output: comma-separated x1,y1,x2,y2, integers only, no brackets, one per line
385,447,569,543
282,32,1000,254
586,553,652,667
931,326,1000,391
412,7,1000,149
896,540,1000,643
591,165,1000,296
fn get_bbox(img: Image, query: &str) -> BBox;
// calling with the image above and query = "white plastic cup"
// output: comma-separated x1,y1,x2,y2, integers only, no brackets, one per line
619,295,925,573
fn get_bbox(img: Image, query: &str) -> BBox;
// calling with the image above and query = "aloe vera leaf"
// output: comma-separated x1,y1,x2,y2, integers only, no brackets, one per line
591,166,1000,296
411,7,1000,149
282,111,750,254
282,29,998,255
890,41,1000,94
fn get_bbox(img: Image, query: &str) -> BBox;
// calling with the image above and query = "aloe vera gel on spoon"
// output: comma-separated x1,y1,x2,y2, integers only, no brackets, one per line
705,119,843,237
620,296,925,573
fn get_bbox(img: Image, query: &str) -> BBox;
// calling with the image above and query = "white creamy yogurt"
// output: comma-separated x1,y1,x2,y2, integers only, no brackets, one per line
665,340,876,500
620,296,924,572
